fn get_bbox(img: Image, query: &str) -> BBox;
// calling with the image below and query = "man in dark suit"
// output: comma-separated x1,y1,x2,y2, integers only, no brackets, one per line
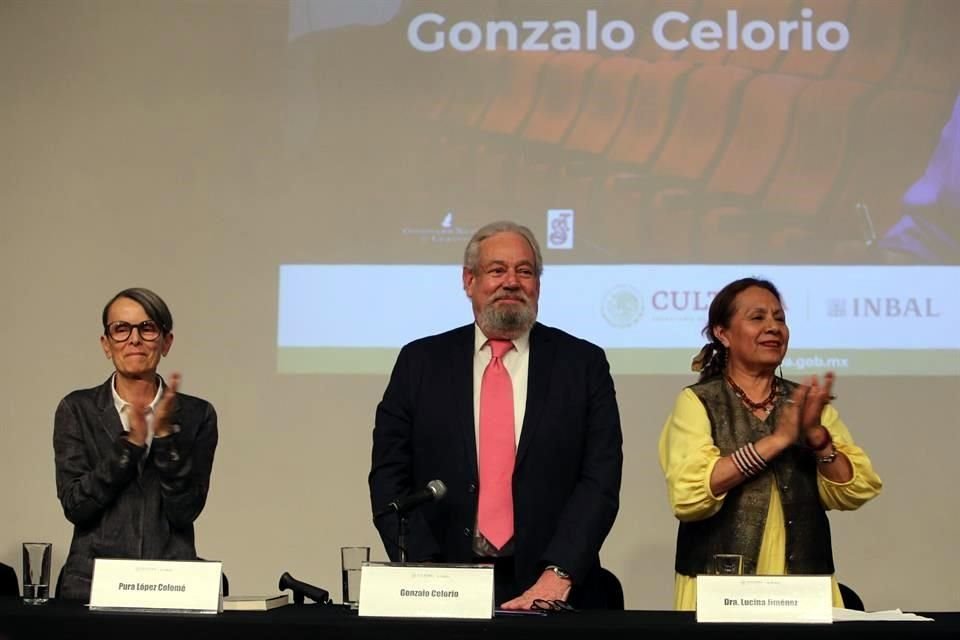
369,221,623,609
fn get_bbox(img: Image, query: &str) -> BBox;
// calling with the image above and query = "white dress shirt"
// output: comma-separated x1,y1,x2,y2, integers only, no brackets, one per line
111,373,163,452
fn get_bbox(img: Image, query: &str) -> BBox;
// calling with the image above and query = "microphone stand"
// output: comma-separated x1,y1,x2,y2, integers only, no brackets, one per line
397,514,408,564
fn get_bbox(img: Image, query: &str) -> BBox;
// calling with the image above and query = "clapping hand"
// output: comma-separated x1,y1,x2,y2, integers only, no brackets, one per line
127,373,180,443
799,372,834,431
772,372,835,449
153,372,181,438
798,372,835,448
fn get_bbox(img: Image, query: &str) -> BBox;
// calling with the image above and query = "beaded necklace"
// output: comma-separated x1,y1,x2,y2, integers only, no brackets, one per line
725,375,779,414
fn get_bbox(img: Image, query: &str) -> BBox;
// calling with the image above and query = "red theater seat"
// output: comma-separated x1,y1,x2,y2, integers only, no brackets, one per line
434,50,508,130
478,51,554,136
506,53,604,212
699,72,810,261
546,57,650,215
467,51,554,208
652,64,753,182
777,0,854,79
676,0,737,67
619,63,753,260
605,60,693,168
761,77,871,258
723,0,795,72
706,73,811,200
521,53,603,145
763,78,871,217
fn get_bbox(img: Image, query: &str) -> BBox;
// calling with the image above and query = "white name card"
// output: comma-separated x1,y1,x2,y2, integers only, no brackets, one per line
696,575,832,623
359,562,494,619
89,559,223,614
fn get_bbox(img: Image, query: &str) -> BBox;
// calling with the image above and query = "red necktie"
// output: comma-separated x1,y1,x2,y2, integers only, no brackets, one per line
478,339,516,551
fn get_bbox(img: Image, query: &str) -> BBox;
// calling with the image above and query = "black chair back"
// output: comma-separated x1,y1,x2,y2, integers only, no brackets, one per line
0,562,19,597
597,567,625,610
570,567,624,610
839,582,865,611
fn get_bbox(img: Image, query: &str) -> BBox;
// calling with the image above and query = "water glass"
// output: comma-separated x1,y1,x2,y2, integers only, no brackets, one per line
22,542,52,604
340,546,370,608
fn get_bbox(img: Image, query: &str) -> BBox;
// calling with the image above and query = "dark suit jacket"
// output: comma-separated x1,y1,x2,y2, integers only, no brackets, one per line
369,322,623,599
53,377,218,601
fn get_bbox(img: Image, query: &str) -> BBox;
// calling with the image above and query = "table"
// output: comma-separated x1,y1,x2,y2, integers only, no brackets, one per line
1,599,956,640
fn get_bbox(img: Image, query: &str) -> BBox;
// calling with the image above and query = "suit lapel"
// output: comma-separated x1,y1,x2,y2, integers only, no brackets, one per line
516,323,554,468
96,377,125,441
450,325,479,475
168,391,183,432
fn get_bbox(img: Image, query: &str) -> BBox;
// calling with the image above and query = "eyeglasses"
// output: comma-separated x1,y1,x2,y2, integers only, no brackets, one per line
105,320,162,342
530,599,577,613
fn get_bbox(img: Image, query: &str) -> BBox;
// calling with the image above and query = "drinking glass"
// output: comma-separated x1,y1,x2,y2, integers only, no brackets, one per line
22,542,52,604
340,546,370,609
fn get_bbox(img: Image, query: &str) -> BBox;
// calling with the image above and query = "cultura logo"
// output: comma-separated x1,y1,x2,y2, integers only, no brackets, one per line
651,290,718,312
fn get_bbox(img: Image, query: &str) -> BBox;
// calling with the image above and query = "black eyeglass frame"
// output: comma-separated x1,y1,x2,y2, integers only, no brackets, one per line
530,599,578,613
104,320,164,343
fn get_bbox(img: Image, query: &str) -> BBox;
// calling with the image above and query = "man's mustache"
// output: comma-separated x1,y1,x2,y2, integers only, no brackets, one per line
491,292,529,303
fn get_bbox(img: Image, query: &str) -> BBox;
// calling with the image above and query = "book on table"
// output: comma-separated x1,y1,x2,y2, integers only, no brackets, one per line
222,594,290,611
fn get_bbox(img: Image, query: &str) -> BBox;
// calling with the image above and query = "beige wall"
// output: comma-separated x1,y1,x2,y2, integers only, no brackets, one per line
1,1,957,611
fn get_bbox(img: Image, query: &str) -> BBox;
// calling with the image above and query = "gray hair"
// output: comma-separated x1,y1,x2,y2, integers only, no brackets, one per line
101,287,174,335
463,221,543,276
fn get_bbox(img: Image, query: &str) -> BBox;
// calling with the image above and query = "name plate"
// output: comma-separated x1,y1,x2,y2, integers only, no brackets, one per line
359,562,494,619
696,575,832,623
89,559,223,614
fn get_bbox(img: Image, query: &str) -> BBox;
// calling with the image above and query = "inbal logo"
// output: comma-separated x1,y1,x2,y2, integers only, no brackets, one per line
827,297,940,318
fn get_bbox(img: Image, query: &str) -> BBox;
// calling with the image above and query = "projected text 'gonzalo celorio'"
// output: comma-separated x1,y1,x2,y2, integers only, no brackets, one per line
408,8,849,54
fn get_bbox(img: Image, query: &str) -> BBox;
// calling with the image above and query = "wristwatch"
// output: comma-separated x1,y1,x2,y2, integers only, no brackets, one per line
545,565,571,580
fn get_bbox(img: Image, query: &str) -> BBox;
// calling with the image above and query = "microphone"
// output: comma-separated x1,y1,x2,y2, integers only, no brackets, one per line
375,479,447,518
278,572,330,605
855,201,878,247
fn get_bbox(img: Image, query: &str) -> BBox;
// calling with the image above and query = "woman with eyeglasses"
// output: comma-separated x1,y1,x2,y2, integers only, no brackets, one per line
657,278,882,610
53,288,218,601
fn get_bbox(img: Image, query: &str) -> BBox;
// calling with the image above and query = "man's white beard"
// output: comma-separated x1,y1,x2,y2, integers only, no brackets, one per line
479,302,536,336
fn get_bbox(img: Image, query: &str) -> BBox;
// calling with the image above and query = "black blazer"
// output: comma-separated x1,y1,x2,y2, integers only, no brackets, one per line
369,323,623,595
53,377,218,601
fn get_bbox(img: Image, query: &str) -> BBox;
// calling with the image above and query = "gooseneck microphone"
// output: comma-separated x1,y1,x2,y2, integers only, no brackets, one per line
375,479,447,518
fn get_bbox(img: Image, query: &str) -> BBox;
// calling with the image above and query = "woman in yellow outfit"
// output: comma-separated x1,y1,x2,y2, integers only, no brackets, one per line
658,277,882,610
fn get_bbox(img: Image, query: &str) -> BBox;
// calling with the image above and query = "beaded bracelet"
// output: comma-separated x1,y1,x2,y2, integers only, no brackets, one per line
731,442,767,478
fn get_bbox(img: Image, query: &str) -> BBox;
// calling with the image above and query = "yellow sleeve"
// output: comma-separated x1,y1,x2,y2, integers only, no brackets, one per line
658,388,726,522
817,404,883,511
